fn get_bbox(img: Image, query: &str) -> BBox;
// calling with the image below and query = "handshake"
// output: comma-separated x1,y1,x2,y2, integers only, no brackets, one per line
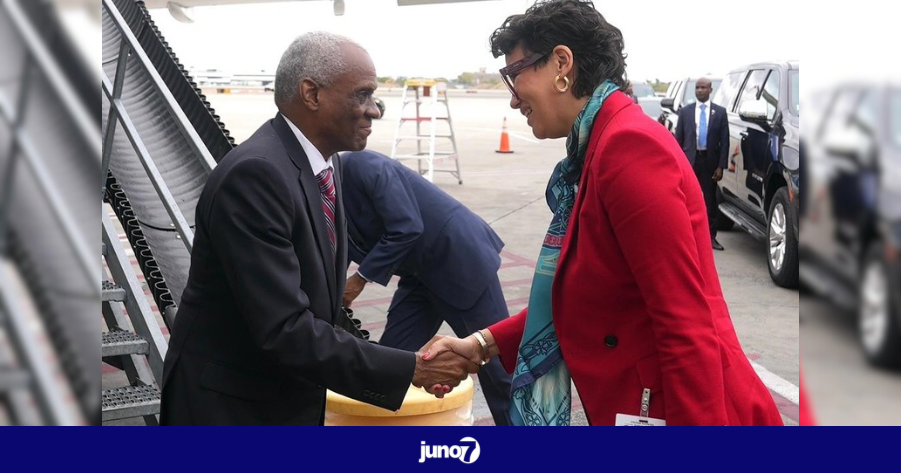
410,333,490,398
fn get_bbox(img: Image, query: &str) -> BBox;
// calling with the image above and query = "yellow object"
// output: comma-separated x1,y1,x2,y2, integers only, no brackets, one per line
325,376,473,426
404,78,438,87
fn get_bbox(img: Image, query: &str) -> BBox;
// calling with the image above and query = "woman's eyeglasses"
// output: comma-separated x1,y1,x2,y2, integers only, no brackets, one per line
499,52,548,101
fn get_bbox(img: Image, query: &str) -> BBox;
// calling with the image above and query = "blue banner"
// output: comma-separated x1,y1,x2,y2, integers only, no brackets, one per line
3,427,900,470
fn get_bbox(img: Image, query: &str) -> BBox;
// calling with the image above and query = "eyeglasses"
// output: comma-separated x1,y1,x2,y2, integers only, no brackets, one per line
499,52,548,101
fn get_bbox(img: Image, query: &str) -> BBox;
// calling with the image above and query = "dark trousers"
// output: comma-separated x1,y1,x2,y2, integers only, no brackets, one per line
694,150,718,239
379,277,513,426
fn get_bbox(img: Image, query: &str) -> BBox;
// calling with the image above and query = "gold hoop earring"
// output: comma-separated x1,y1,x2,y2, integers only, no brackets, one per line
554,75,570,93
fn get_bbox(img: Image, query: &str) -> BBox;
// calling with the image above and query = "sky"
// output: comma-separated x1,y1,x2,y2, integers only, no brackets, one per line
145,0,803,84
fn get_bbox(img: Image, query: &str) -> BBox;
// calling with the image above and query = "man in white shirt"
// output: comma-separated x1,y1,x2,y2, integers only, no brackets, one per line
674,77,730,251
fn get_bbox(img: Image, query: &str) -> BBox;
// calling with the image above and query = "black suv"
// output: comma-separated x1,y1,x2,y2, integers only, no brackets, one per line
714,61,800,288
802,84,901,367
658,76,721,134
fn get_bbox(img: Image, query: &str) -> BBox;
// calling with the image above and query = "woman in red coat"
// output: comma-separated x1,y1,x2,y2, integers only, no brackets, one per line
423,0,783,426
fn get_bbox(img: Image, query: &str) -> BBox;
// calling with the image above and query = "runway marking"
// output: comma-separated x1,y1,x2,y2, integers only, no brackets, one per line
508,131,539,144
751,360,800,405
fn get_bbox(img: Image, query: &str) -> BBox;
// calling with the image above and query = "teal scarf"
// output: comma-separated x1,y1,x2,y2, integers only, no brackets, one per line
510,80,619,426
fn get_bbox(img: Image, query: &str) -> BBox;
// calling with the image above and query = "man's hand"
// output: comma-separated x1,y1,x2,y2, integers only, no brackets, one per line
422,335,483,366
412,351,478,399
712,167,724,182
342,272,368,308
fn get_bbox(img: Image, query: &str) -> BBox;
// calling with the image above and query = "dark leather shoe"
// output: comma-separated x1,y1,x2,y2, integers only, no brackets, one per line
712,238,724,251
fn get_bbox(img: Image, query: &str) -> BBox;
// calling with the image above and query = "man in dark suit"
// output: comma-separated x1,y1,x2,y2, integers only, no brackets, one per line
338,150,513,426
159,32,474,425
675,77,730,250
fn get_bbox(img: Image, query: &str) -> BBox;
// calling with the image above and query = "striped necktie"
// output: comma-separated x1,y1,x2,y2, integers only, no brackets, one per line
315,167,337,256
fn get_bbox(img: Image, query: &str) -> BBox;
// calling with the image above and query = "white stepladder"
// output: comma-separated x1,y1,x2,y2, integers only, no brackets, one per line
390,79,462,184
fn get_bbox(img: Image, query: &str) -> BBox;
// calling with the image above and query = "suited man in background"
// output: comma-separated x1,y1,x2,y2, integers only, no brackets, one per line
675,77,730,251
160,33,474,425
339,150,513,426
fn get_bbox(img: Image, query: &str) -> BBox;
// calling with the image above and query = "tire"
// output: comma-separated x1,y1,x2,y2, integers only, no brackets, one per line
859,243,901,368
767,187,799,288
715,186,735,231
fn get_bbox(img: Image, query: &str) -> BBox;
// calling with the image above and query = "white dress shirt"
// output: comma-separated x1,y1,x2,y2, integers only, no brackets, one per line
281,114,332,175
694,99,711,150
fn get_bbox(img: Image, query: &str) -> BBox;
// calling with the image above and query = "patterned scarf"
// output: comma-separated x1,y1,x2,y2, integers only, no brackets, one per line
510,80,619,426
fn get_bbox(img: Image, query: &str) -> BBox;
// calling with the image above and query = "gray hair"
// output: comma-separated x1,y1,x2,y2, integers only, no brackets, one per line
274,31,355,108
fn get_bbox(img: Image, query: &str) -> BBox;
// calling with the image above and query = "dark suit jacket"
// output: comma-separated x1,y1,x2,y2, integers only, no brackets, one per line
160,115,415,425
674,102,729,169
339,150,504,311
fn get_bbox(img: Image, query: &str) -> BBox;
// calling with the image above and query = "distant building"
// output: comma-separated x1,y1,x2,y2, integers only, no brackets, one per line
187,68,274,89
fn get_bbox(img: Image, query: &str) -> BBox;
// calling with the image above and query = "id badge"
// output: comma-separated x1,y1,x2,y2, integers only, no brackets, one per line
615,388,666,426
615,413,666,426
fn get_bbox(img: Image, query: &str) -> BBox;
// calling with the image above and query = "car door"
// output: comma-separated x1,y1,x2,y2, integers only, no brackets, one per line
662,79,683,133
715,71,748,203
830,88,880,281
809,87,871,279
734,69,770,220
670,78,695,133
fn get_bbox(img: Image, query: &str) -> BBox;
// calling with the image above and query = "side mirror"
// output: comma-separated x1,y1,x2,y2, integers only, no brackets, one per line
661,97,675,112
823,127,874,167
739,99,768,123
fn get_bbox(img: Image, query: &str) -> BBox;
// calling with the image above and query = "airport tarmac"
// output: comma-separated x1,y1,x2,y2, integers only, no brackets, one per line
103,90,799,426
802,295,901,425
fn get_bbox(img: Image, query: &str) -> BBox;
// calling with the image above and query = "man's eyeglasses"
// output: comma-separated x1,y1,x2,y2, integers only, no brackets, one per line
499,52,548,101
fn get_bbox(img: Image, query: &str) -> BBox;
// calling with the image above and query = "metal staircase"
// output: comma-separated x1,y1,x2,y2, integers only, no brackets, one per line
0,0,99,425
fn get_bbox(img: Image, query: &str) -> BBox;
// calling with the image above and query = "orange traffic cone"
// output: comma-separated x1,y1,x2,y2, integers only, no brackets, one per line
496,117,514,154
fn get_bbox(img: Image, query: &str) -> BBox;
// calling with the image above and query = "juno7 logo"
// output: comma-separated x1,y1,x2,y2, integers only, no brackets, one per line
418,437,480,464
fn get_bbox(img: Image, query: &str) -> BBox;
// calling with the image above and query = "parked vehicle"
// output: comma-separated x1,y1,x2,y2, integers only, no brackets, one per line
802,82,901,367
714,61,799,288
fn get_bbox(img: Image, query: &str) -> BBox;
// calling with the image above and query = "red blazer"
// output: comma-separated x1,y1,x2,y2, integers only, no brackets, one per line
490,92,783,426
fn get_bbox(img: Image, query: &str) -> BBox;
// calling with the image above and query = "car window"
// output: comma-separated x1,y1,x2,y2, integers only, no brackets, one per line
666,80,680,99
790,70,799,116
715,72,745,111
854,89,878,134
892,90,901,148
762,70,781,121
682,79,697,106
632,82,655,98
818,88,861,141
710,79,722,101
737,70,768,110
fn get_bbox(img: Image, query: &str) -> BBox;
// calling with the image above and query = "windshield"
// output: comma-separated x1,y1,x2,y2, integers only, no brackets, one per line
790,70,799,116
683,79,721,106
632,82,655,98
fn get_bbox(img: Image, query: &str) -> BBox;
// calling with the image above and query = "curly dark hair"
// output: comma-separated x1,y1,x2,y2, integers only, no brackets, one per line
489,0,627,98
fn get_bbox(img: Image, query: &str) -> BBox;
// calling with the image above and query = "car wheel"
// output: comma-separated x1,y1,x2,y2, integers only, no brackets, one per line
715,186,734,231
859,243,901,368
767,187,798,288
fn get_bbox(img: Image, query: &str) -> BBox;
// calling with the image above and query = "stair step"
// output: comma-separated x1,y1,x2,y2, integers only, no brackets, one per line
102,384,160,421
102,330,149,357
718,202,767,241
101,281,127,302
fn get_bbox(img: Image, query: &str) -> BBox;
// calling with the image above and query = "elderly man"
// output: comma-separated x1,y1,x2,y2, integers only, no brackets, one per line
160,32,474,425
